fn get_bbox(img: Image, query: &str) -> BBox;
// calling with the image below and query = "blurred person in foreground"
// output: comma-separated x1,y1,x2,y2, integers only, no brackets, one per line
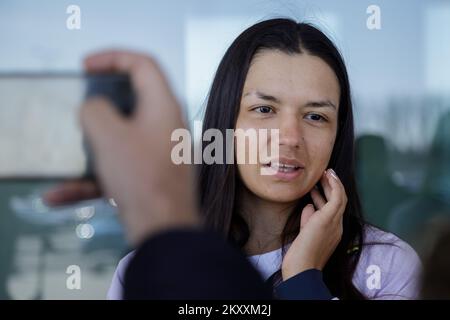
72,50,272,299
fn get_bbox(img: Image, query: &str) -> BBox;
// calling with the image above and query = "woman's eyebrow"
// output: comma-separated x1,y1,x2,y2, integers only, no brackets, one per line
243,91,281,103
304,100,337,110
243,91,337,110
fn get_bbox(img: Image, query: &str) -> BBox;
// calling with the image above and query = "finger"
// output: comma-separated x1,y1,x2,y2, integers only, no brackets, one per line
80,96,128,158
83,50,178,123
320,171,332,201
84,50,156,82
43,180,101,206
300,204,315,229
328,169,345,192
323,169,347,218
310,186,326,209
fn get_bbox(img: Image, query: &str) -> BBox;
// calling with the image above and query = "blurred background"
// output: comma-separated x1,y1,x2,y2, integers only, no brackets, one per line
0,0,449,299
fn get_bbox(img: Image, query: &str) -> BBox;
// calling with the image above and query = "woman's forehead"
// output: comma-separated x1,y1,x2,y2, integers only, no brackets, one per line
244,50,340,106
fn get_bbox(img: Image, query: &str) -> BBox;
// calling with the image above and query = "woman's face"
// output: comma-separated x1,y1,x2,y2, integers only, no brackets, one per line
235,49,340,203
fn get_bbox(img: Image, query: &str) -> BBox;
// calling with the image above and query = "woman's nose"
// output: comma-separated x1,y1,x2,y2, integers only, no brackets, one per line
278,116,302,149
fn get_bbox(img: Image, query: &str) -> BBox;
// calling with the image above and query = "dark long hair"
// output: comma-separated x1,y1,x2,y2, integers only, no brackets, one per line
199,18,366,299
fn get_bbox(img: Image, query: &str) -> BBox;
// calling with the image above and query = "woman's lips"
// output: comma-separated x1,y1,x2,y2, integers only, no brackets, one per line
272,167,304,181
261,160,305,181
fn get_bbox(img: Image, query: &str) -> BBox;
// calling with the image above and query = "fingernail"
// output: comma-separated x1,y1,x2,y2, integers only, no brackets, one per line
328,168,339,180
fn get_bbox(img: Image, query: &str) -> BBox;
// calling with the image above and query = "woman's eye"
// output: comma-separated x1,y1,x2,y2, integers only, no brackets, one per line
305,113,326,122
253,106,273,114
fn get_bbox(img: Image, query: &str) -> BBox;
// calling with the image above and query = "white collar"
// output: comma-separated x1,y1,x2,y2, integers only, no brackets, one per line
247,247,283,281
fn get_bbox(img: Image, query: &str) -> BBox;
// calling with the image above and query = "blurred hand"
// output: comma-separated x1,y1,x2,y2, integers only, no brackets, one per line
281,169,347,280
47,50,199,246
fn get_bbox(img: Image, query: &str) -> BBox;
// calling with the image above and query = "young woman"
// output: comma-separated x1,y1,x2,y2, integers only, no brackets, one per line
104,18,422,299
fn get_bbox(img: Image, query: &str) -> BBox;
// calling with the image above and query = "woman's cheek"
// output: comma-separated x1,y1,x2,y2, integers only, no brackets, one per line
306,135,335,174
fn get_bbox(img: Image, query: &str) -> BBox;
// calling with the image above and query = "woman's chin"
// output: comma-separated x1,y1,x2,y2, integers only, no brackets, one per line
255,189,306,204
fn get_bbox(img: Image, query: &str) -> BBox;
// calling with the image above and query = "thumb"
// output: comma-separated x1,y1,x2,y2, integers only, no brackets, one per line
80,96,128,159
300,204,315,229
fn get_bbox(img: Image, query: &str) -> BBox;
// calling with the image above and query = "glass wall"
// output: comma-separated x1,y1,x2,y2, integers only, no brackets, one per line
0,0,448,299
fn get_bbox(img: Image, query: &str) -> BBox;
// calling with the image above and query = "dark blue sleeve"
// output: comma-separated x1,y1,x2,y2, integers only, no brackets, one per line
123,229,274,300
274,269,334,300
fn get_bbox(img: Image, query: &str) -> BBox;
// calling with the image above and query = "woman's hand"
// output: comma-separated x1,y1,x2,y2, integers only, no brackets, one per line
281,168,347,281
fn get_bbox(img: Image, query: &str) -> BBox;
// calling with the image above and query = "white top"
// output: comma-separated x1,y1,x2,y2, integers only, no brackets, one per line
107,225,422,300
247,247,283,281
